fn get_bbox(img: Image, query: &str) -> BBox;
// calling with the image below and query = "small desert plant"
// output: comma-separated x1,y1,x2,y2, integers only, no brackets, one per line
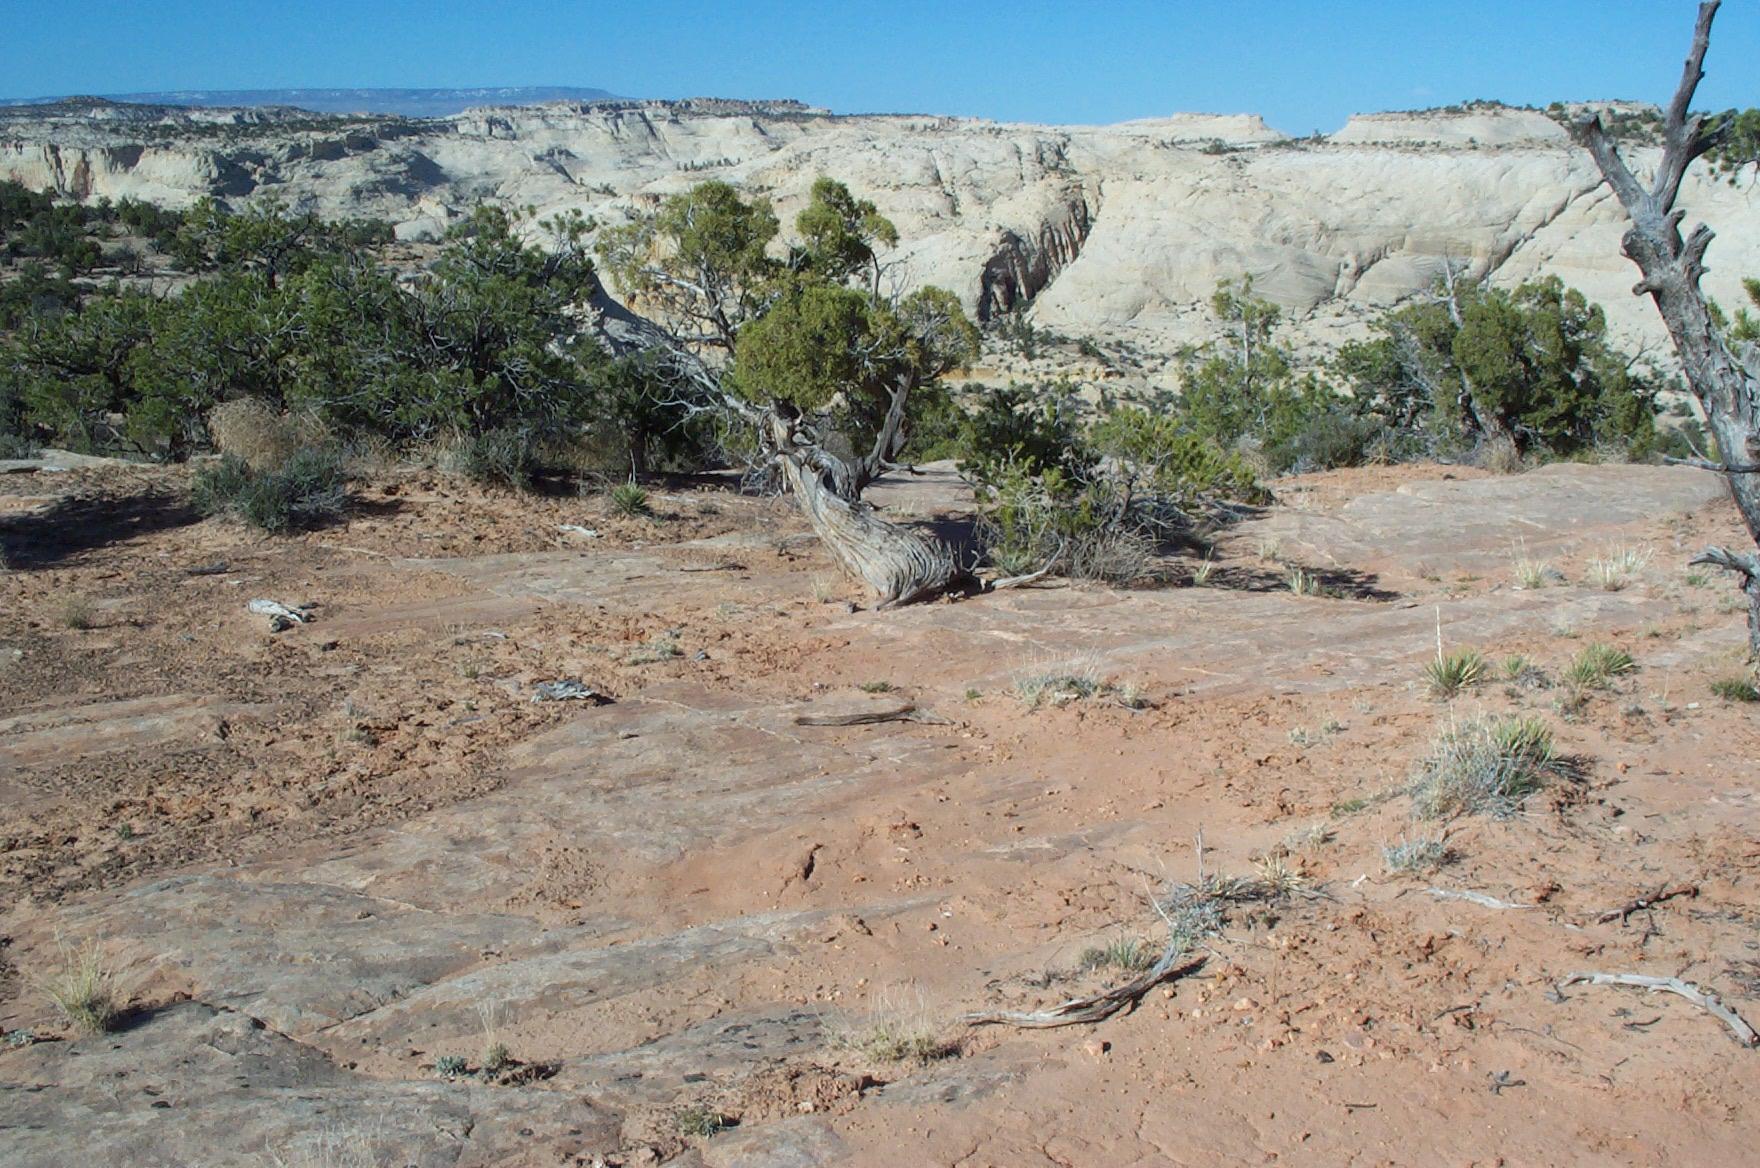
433,1054,469,1079
1586,545,1653,591
837,988,955,1064
1255,537,1284,562
1382,835,1448,874
859,680,896,694
810,573,839,602
673,1104,727,1138
1111,681,1150,710
58,595,96,629
207,398,321,471
625,634,681,664
1284,566,1323,596
40,938,118,1035
1079,936,1154,973
448,427,538,492
1425,647,1489,699
1511,547,1554,590
1282,821,1335,853
193,447,349,533
1475,434,1525,474
1253,853,1307,898
1410,714,1562,819
1711,676,1760,702
609,480,651,517
1563,643,1636,690
1191,552,1218,586
1014,661,1102,708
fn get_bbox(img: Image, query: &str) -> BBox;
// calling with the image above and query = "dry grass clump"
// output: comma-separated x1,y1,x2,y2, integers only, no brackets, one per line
1410,714,1563,820
673,1104,727,1138
1510,543,1555,590
40,938,119,1035
58,594,96,630
625,634,682,664
208,398,326,471
1586,545,1653,591
1014,660,1150,710
835,987,957,1065
1475,434,1524,474
1382,834,1449,874
1079,935,1156,974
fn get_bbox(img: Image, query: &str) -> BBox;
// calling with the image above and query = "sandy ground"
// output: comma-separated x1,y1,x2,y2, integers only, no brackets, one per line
2,458,1758,1167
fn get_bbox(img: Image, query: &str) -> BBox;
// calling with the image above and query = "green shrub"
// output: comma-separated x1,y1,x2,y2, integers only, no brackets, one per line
1711,676,1760,702
449,427,539,491
193,447,349,533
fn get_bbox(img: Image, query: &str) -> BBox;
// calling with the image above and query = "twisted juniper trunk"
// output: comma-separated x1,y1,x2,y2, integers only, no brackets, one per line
767,411,957,608
1573,0,1760,656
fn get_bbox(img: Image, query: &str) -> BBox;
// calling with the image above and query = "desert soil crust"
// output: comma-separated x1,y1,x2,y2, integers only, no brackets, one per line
2,458,1758,1167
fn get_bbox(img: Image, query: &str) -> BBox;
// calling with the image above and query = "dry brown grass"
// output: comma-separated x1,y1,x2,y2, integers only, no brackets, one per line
208,399,328,471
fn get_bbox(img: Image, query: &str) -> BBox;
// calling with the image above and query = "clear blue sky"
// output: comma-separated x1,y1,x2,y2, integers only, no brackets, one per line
7,1,1756,133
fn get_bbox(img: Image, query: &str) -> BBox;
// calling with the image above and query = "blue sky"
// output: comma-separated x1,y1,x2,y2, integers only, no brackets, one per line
7,1,1756,133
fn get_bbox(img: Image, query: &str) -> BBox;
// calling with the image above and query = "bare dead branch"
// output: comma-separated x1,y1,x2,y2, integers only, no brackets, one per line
1556,971,1758,1047
1594,883,1698,925
965,950,1207,1030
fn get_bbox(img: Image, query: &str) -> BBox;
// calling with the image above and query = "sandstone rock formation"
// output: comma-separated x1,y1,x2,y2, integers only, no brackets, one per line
3,97,1755,369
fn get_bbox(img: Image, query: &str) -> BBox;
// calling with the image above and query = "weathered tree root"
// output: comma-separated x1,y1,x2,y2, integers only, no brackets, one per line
794,703,950,727
965,950,1207,1030
1556,971,1759,1048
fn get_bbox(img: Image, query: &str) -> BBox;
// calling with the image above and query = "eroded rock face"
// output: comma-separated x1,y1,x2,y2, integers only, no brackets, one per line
4,98,1752,361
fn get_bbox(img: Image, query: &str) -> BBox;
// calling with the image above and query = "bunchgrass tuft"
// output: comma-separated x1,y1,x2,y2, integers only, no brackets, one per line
1382,834,1449,874
1563,643,1636,690
1410,714,1561,819
625,634,682,664
1425,647,1489,699
1711,676,1760,703
673,1104,726,1139
41,938,118,1036
836,987,956,1065
1586,545,1653,591
1079,936,1155,974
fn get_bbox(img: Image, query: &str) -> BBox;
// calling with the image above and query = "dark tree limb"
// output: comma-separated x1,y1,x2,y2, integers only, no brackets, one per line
1570,0,1760,657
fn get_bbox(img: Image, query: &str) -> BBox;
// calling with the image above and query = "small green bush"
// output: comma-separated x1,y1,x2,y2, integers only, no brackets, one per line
193,447,349,533
450,428,538,491
1711,676,1760,703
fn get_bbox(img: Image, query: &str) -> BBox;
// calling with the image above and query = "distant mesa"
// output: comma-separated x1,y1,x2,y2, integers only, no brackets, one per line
0,86,627,119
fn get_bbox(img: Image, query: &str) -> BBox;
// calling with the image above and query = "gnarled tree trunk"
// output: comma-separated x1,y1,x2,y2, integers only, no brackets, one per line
1571,0,1760,656
766,409,958,608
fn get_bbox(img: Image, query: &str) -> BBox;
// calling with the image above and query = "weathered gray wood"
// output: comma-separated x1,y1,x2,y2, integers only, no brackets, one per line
1570,0,1760,655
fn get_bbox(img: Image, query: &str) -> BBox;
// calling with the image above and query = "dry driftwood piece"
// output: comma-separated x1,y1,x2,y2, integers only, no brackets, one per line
1557,971,1759,1048
793,702,950,727
1427,887,1534,910
965,949,1206,1030
1595,883,1698,924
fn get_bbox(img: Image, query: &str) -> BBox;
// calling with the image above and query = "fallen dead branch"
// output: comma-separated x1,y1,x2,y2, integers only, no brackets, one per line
1556,971,1758,1048
794,703,950,726
679,561,746,572
1595,883,1698,924
964,949,1206,1030
1427,887,1534,910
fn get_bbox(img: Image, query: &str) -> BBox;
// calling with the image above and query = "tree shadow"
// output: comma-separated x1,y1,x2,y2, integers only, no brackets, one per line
1200,562,1399,601
0,489,202,569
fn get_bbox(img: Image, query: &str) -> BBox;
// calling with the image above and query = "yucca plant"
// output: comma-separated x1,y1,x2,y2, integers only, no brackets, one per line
1563,643,1636,690
1425,647,1488,699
